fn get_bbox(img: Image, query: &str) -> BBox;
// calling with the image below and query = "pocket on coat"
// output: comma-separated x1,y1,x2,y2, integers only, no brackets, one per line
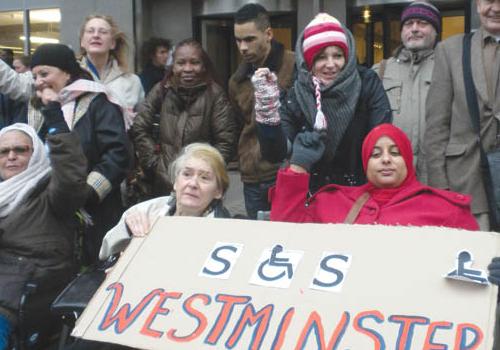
445,143,467,157
444,143,469,191
383,81,402,114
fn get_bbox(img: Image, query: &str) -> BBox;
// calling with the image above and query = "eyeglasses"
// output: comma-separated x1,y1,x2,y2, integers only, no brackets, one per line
0,145,32,158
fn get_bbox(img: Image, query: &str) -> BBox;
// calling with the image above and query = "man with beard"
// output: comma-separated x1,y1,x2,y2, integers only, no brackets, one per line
373,1,440,184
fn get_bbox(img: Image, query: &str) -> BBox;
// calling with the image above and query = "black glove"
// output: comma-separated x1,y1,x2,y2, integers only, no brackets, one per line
290,131,325,172
488,257,500,285
41,101,70,135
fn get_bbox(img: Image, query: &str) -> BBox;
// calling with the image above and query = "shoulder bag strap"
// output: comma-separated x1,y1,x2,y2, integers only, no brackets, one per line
344,192,370,224
463,33,481,136
462,32,498,229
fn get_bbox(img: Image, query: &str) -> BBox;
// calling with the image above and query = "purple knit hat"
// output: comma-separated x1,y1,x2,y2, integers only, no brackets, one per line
401,1,441,34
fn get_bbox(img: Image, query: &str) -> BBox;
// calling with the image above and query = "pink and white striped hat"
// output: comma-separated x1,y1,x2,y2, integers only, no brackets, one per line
302,13,348,70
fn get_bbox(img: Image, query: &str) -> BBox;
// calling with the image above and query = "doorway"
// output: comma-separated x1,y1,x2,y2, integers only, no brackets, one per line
349,2,467,67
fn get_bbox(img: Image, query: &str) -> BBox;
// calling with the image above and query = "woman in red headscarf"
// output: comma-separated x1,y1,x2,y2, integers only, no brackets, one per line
269,124,478,230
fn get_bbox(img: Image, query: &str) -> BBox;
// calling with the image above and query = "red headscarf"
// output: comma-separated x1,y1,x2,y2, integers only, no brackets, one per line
361,124,417,205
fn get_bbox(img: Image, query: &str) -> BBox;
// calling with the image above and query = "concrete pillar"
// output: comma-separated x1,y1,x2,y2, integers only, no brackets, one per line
297,0,320,33
322,0,347,24
297,0,347,34
149,0,193,45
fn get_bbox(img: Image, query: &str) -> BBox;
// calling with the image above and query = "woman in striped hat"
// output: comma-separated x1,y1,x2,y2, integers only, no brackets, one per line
254,13,392,192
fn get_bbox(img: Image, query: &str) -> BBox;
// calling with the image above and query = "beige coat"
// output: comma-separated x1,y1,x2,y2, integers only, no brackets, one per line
425,29,500,214
373,47,434,183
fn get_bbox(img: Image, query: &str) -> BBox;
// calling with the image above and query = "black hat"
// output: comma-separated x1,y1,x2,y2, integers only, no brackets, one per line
31,44,82,76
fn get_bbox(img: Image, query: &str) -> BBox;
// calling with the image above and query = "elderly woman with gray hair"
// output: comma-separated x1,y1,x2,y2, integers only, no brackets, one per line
99,143,231,260
0,120,87,349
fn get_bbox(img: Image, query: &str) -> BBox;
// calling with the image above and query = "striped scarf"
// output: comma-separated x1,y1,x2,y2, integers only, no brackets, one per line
294,25,361,161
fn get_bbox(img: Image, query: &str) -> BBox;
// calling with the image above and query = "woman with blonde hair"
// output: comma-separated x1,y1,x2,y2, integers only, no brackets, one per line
0,14,144,128
79,14,144,119
100,142,231,260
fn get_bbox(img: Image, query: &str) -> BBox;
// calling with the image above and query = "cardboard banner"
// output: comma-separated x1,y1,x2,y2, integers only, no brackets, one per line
73,217,500,349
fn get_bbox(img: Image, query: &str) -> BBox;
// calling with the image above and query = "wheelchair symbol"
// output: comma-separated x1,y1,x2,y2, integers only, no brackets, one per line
257,244,294,282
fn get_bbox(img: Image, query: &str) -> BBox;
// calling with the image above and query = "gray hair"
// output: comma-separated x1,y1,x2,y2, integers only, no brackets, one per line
169,143,229,194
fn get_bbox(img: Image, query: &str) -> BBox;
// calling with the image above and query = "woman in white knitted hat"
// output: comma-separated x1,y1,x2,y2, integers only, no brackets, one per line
254,13,392,192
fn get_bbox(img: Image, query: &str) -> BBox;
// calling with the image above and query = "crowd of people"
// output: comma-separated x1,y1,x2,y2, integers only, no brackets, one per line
0,0,499,348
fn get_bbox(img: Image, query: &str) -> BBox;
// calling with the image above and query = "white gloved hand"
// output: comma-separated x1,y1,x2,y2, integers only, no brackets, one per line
251,67,281,125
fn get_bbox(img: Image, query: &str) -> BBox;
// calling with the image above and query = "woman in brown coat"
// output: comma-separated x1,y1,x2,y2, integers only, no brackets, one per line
132,39,237,197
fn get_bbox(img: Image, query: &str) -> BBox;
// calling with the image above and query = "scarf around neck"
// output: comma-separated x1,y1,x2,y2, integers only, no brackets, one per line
0,123,51,218
80,58,136,129
294,25,362,160
170,80,208,108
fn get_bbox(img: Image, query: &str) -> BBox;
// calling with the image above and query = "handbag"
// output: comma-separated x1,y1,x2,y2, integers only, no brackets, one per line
462,32,500,231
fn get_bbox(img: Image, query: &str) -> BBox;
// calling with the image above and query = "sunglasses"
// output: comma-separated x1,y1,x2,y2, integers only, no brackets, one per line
0,145,32,158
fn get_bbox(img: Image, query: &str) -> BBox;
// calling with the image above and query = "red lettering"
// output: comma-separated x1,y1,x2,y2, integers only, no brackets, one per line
204,294,251,345
167,293,211,342
271,307,295,350
226,304,274,349
389,315,429,350
453,323,484,350
422,321,453,350
98,282,164,334
353,310,385,350
294,311,350,350
139,291,182,338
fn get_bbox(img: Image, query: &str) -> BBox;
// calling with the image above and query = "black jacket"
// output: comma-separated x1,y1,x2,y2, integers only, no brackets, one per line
259,65,392,191
139,63,166,95
41,93,131,264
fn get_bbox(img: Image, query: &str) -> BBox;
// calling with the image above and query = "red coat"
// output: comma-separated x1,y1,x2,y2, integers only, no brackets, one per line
269,169,479,231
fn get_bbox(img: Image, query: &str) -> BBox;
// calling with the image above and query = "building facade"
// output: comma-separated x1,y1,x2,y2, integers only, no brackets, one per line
0,0,475,80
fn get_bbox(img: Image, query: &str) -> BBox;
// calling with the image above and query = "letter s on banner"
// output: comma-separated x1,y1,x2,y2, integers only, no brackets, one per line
200,242,244,279
310,252,352,293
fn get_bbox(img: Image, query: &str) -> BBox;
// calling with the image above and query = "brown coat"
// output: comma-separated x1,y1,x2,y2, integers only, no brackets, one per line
425,29,500,214
0,133,87,318
229,40,295,183
132,81,237,195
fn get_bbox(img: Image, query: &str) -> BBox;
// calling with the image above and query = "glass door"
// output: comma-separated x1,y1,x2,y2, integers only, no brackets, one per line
349,3,466,66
